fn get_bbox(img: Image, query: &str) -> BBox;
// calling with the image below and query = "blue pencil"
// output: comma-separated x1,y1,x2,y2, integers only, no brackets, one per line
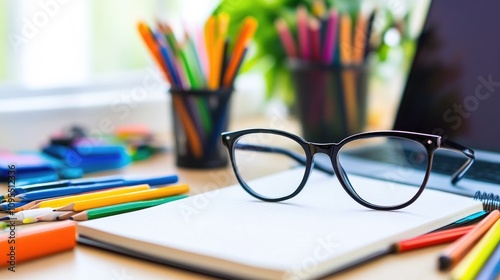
14,174,179,201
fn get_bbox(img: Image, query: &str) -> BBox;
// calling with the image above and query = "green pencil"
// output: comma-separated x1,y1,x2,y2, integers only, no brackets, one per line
70,195,188,221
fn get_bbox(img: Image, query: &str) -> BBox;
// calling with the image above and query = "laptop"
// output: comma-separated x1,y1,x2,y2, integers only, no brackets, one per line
339,0,500,197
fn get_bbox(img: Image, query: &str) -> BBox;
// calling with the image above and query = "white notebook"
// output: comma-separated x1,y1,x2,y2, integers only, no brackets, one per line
77,169,482,280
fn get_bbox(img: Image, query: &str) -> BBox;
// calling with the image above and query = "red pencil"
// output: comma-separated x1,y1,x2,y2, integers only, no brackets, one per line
394,225,474,253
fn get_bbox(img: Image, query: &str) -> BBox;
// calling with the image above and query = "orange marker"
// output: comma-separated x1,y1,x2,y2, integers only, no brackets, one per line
394,225,474,253
438,209,500,270
223,17,258,87
1,221,76,268
352,13,368,63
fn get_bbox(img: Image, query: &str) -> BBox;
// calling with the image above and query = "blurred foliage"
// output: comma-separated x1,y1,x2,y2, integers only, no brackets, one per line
215,0,417,104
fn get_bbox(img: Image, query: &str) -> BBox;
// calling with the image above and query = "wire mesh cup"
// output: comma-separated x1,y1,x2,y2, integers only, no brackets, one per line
288,59,369,142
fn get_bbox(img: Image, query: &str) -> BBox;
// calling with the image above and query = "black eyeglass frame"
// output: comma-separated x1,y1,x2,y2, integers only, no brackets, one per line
221,129,475,210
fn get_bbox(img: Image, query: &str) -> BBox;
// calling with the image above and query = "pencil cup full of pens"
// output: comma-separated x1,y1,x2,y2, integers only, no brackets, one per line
170,88,232,168
288,60,369,142
276,5,375,142
137,13,258,168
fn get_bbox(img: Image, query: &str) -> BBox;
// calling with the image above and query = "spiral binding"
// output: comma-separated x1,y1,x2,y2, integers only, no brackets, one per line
473,191,500,212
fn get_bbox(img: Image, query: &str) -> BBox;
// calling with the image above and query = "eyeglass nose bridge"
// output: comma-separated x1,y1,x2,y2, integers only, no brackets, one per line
307,142,337,157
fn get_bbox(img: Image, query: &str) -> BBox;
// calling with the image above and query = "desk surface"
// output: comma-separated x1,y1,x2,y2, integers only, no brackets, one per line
0,117,452,280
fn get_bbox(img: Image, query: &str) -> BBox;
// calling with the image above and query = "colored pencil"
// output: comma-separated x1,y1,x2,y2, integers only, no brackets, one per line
439,210,500,270
450,218,500,279
275,18,298,58
71,195,188,221
352,12,368,63
322,9,339,64
1,208,54,221
137,21,173,83
33,185,151,209
211,13,230,89
309,18,321,62
55,184,189,212
394,225,474,253
205,16,216,87
339,14,358,134
223,17,258,87
36,211,76,222
475,242,500,280
172,95,203,158
312,0,326,17
297,5,310,60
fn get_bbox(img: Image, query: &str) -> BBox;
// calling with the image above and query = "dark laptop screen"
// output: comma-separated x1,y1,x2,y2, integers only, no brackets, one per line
393,0,500,152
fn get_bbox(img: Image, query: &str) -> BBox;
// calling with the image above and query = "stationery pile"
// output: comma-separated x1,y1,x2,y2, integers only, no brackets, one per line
275,1,375,65
0,174,189,224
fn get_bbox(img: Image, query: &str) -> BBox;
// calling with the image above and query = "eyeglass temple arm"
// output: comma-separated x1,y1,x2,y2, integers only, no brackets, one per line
234,143,334,175
441,139,475,185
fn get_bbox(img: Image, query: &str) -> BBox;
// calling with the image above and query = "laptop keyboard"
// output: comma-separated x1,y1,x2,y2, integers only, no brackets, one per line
433,154,500,184
347,148,500,185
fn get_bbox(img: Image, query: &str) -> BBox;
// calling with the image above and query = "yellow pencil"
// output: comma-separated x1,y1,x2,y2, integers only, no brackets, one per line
55,184,190,212
34,184,151,209
210,13,230,89
450,219,500,280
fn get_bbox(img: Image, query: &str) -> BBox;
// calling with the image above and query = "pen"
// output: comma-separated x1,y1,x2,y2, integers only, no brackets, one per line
14,175,179,201
3,174,177,197
438,209,500,270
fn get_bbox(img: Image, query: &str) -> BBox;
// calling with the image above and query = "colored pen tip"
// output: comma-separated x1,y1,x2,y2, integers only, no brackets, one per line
0,222,6,229
0,195,4,200
0,217,9,221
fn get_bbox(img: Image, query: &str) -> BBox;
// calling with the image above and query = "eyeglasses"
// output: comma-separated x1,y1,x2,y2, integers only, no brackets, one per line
221,129,475,210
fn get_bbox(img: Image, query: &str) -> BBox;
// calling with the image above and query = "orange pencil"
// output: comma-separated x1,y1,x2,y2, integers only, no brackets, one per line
137,21,173,84
438,209,500,270
1,221,76,268
394,225,474,253
352,13,368,63
223,17,258,87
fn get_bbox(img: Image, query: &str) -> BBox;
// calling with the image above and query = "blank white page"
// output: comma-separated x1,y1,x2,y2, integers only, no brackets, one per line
78,169,482,279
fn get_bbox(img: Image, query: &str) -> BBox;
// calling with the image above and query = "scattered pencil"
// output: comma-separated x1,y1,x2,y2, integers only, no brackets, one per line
71,195,188,221
55,184,189,212
37,211,77,222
